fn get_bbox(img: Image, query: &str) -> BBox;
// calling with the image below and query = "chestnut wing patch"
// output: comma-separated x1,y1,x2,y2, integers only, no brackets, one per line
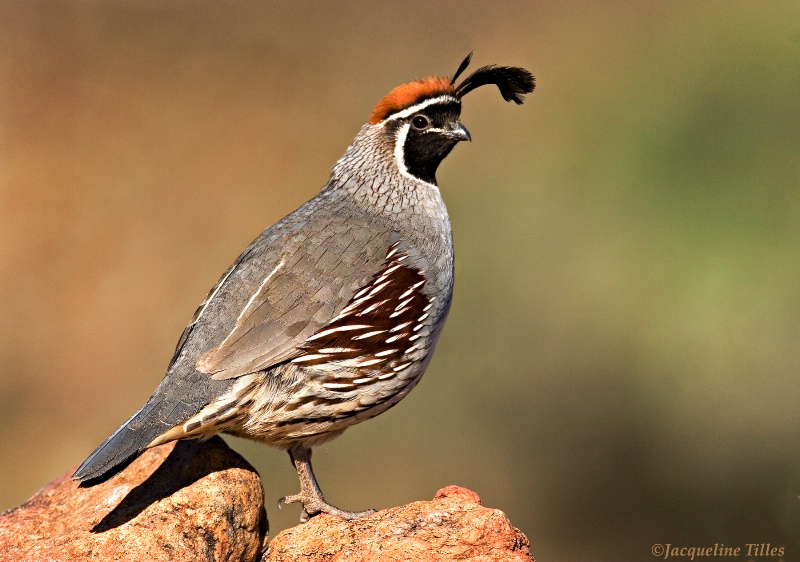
290,241,432,376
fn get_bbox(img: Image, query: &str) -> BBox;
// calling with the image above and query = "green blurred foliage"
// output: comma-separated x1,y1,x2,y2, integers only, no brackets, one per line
1,2,799,560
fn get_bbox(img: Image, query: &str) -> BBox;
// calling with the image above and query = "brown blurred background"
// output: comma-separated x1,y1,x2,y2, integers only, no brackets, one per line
2,2,800,560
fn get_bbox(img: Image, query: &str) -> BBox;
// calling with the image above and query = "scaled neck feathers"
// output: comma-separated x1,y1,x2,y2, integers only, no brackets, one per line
322,124,441,215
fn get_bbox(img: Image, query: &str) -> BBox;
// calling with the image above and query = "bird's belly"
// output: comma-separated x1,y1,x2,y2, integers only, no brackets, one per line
224,356,429,448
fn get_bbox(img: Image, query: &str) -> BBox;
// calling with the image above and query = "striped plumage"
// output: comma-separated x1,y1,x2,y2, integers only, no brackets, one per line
73,54,534,521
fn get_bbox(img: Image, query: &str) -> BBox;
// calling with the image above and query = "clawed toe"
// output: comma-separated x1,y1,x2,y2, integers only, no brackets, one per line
278,492,374,521
283,445,377,522
278,494,302,508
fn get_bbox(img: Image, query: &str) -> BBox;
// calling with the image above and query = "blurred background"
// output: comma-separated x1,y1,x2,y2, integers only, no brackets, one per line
1,2,799,560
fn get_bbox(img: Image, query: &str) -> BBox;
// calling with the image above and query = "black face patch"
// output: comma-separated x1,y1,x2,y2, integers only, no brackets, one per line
397,101,463,185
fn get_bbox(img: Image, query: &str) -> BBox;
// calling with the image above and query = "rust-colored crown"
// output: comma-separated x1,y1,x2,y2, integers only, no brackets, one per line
367,54,535,126
368,76,454,125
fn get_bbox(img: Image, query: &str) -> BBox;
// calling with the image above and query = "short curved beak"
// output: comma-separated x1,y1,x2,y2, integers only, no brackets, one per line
446,122,471,142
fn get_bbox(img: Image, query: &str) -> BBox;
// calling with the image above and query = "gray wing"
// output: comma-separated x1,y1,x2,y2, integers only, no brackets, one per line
173,197,397,380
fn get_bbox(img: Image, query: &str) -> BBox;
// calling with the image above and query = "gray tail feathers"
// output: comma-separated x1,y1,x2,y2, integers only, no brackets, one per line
72,401,173,485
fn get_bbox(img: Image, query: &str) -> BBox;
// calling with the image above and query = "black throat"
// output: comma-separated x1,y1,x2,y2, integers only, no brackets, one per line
403,130,458,185
394,101,462,185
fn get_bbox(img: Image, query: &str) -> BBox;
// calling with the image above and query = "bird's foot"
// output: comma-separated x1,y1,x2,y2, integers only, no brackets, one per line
278,492,375,522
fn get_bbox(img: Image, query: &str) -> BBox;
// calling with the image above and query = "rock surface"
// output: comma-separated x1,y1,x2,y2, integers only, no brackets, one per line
2,443,532,562
265,485,534,562
0,436,267,561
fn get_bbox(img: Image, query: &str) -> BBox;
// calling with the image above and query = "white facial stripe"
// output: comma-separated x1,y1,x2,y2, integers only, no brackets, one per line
381,95,459,123
392,120,440,189
394,122,410,175
390,103,451,188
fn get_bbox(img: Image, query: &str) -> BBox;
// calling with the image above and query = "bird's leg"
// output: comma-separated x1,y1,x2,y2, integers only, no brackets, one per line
278,444,375,522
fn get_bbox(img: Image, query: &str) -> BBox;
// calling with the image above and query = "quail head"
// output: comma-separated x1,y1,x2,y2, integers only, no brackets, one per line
73,53,535,521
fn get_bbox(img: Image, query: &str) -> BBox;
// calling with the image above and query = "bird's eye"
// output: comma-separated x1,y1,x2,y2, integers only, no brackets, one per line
411,115,431,130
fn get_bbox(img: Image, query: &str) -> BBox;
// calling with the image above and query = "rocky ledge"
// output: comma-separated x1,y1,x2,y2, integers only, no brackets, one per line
0,438,532,561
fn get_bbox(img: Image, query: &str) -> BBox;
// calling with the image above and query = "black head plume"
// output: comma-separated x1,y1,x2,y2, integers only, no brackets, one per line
451,53,535,104
450,52,475,85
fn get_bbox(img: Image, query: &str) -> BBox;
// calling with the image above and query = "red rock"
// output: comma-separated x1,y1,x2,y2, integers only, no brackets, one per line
1,442,530,562
265,485,534,561
0,437,267,561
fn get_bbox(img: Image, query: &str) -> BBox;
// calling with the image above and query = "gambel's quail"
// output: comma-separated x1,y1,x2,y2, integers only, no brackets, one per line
73,54,535,520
